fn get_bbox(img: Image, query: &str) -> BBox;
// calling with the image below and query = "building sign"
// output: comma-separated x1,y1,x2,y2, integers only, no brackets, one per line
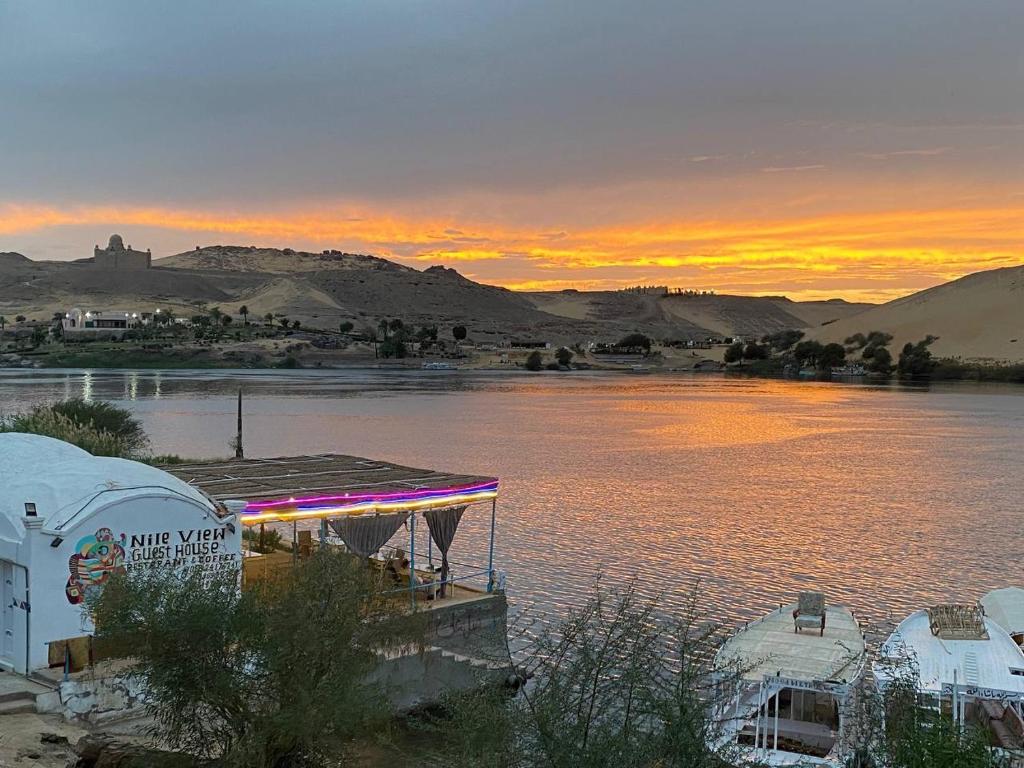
65,524,238,605
765,675,848,696
940,683,1024,703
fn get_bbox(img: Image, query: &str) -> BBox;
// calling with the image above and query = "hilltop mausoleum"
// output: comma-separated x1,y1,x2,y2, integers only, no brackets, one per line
93,234,151,269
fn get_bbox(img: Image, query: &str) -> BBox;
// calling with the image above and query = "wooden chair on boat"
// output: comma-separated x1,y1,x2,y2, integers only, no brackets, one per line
793,591,826,636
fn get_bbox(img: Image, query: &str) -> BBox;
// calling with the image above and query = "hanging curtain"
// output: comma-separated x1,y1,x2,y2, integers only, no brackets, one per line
328,512,408,558
424,506,466,597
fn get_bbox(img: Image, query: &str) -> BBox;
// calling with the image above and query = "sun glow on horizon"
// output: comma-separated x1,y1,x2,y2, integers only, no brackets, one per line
2,200,1022,303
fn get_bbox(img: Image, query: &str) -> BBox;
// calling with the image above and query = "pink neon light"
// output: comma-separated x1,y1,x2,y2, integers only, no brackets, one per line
243,479,499,511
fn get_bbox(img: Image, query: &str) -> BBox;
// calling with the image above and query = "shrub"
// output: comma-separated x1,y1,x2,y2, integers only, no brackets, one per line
617,333,651,351
1,399,148,458
897,335,938,377
0,410,129,457
525,351,544,371
555,346,573,366
742,342,768,360
723,341,745,364
91,549,424,767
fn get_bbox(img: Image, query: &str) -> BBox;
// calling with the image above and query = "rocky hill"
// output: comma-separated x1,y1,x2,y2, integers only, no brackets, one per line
1,244,871,343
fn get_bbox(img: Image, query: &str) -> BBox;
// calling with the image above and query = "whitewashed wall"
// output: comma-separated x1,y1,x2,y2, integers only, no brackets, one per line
24,493,241,671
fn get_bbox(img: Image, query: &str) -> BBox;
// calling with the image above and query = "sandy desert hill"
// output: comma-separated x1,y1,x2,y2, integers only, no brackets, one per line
524,290,869,339
2,243,871,343
808,264,1024,363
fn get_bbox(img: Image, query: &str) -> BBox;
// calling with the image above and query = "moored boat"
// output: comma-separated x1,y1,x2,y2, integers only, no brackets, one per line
712,592,867,765
980,587,1024,653
874,604,1024,752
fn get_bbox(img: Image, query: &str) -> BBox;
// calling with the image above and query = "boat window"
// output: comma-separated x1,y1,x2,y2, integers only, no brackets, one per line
1010,667,1024,677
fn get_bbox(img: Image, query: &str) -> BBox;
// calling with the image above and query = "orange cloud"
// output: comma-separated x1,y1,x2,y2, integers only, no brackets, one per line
2,200,1022,302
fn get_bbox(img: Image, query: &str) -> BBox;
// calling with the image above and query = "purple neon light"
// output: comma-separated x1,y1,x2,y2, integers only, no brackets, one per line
242,479,499,512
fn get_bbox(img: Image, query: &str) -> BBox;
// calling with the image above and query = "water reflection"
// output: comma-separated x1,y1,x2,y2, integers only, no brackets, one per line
0,369,1021,630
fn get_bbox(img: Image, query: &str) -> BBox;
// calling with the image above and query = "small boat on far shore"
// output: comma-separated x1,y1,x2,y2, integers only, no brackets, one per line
422,361,457,370
831,364,867,378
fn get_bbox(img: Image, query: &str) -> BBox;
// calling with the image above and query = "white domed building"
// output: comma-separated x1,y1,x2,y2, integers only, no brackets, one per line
0,434,240,674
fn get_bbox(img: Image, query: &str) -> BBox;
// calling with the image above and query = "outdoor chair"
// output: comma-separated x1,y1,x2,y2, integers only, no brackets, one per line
793,591,826,636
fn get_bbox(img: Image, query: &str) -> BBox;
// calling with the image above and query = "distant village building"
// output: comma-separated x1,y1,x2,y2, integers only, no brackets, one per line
93,234,152,270
62,308,150,336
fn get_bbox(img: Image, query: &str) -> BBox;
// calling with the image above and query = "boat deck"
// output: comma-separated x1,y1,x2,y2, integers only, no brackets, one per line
719,604,866,684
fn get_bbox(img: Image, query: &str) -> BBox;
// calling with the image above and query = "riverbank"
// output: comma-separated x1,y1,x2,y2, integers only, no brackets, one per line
0,337,726,373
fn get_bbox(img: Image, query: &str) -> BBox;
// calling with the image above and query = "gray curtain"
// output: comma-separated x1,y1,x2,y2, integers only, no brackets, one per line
328,512,408,558
424,506,466,597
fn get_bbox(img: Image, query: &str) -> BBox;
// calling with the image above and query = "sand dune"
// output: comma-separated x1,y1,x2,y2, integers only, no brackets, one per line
809,265,1024,363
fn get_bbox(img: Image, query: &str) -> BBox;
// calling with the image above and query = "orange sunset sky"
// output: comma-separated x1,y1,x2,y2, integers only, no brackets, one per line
2,2,1022,303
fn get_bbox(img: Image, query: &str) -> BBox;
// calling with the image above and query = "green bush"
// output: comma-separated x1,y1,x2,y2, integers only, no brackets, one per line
0,399,148,458
525,351,544,371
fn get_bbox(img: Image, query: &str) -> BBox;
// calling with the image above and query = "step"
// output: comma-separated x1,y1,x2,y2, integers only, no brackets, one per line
0,697,36,715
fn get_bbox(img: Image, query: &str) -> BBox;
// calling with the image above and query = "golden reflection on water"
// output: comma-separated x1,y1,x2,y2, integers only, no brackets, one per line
1,370,1020,629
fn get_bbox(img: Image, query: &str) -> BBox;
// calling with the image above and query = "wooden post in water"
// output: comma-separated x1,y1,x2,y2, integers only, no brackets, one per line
235,389,244,459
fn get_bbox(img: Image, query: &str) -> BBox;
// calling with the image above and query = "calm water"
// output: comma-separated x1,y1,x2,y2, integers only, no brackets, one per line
2,369,1021,630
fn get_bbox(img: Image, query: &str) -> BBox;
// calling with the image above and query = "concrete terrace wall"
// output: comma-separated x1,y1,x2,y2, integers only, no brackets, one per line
425,592,509,661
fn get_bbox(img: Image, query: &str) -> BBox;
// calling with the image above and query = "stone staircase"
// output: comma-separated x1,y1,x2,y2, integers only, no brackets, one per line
0,671,50,715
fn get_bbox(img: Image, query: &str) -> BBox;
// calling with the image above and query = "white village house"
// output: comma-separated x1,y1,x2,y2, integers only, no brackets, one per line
0,433,241,675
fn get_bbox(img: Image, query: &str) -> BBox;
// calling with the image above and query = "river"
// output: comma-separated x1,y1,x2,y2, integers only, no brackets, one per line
1,368,1021,632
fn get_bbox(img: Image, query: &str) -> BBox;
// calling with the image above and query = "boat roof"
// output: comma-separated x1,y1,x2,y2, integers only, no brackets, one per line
162,454,499,524
718,604,866,684
981,587,1024,637
875,608,1024,695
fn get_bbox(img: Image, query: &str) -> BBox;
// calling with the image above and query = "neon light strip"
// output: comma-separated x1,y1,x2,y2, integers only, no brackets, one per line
244,479,499,510
238,489,498,525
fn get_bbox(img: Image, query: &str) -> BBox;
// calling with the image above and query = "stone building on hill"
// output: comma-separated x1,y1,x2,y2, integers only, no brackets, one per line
93,234,151,269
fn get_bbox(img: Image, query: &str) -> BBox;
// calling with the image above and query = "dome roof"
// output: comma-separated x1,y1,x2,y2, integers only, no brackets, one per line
0,433,215,542
107,234,125,250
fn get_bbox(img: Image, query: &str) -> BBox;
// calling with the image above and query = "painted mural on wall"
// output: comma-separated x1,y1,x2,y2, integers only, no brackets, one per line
65,527,127,605
64,524,238,605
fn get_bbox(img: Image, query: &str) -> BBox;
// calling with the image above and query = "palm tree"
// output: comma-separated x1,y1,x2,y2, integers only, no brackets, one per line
238,305,249,326
209,306,223,324
0,316,6,340
264,312,274,326
377,318,390,341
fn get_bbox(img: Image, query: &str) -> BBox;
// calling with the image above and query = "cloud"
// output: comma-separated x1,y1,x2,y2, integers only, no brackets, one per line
3,200,1023,303
859,147,952,160
689,154,728,163
760,164,826,173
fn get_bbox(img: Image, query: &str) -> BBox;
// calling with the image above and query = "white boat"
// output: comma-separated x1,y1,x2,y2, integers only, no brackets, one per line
712,594,867,765
422,361,457,370
874,604,1024,750
981,587,1024,652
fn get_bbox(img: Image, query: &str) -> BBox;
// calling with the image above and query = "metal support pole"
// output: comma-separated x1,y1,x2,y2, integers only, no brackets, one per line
235,389,244,459
292,521,298,564
773,691,779,751
319,519,327,549
488,498,497,575
753,682,763,756
409,514,417,609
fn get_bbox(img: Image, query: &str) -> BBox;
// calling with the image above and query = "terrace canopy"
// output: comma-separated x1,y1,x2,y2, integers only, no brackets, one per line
162,454,500,602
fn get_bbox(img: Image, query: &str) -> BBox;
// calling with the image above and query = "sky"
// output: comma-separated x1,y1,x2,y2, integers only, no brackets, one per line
1,1,1022,302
